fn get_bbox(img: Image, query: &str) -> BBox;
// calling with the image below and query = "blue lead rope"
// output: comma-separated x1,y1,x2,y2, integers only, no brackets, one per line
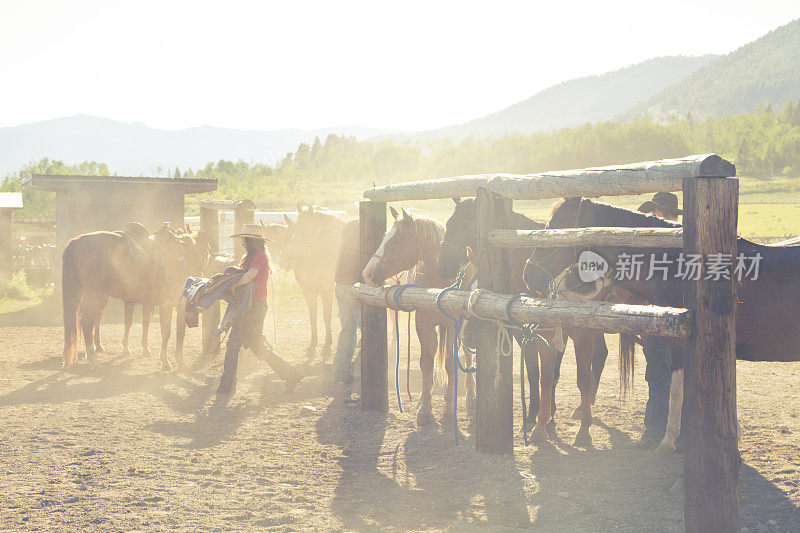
435,272,476,446
390,284,424,413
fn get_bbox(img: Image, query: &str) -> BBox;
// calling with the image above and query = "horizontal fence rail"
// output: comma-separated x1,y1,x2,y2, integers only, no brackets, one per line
488,227,684,248
352,283,693,340
363,154,735,202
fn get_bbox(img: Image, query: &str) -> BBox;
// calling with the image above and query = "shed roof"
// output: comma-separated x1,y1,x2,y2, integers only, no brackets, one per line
22,174,217,194
0,192,23,209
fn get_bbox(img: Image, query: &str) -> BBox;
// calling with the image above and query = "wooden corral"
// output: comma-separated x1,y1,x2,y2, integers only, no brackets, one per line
0,192,24,283
355,154,739,531
22,175,217,264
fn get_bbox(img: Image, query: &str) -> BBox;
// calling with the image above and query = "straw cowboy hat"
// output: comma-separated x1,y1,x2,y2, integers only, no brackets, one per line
638,192,683,215
230,223,271,240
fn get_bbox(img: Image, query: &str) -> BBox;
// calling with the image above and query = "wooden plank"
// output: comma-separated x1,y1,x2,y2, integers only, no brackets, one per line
200,206,221,356
363,154,735,202
352,284,693,340
475,189,514,455
200,199,256,211
0,211,12,283
488,227,684,248
682,177,739,532
359,201,388,412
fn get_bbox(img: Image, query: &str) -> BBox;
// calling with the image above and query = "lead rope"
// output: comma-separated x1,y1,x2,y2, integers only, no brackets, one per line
384,283,424,413
434,265,476,445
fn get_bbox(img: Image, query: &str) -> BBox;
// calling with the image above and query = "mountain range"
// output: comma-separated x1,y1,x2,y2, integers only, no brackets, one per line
2,17,799,176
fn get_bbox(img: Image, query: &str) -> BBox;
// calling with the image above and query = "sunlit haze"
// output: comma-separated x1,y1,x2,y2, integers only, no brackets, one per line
1,0,799,132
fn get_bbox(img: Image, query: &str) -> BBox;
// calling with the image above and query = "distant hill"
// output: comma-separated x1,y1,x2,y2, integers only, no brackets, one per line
0,114,397,176
622,18,800,120
413,55,718,141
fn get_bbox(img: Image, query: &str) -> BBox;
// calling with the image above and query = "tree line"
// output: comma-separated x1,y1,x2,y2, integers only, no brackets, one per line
4,100,800,216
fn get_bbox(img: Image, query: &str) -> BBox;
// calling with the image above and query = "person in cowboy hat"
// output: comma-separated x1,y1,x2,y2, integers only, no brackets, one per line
633,192,681,449
217,223,303,394
638,192,682,222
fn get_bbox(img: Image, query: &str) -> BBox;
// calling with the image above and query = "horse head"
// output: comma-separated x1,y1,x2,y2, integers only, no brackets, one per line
437,197,475,280
363,207,424,287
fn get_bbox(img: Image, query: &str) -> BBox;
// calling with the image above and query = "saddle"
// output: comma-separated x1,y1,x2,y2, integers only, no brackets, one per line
182,266,252,335
114,223,163,266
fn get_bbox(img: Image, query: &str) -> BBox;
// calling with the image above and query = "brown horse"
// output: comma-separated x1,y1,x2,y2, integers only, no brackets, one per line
436,197,619,445
363,207,459,426
62,224,208,370
280,205,344,362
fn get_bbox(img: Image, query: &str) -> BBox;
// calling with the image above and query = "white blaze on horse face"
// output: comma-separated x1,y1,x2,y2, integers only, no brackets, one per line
363,224,397,287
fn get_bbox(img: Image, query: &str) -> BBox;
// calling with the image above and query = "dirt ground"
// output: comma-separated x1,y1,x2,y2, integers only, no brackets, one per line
1,299,799,532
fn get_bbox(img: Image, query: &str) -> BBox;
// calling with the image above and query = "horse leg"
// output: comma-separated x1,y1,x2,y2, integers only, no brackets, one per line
657,369,684,453
93,313,104,353
302,289,319,361
81,293,107,369
572,333,595,447
122,301,134,358
552,346,564,425
175,303,186,369
522,339,540,430
590,333,608,405
320,289,333,362
141,304,153,358
530,340,557,443
158,305,173,371
415,314,436,426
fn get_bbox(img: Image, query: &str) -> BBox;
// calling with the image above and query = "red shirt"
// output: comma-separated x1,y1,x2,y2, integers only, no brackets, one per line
245,252,269,302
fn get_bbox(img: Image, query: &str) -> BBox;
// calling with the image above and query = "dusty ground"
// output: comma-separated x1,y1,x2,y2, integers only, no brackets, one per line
1,299,799,532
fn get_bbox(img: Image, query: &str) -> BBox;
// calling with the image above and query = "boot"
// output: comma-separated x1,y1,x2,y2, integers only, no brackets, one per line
261,350,304,392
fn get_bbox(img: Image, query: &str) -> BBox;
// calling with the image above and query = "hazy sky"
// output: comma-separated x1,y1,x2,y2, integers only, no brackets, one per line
1,0,798,132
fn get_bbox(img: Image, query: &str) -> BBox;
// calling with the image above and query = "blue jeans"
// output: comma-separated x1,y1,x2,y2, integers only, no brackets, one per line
333,282,361,383
643,335,672,442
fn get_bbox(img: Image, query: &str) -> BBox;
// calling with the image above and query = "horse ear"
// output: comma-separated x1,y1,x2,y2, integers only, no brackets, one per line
296,202,303,213
390,206,399,220
259,219,267,229
283,214,294,226
452,197,461,205
401,207,411,220
185,223,191,234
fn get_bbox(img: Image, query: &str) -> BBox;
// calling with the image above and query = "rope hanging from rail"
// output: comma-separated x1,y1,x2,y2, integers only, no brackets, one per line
383,283,424,413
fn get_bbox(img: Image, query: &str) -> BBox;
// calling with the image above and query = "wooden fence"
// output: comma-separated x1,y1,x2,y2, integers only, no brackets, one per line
354,154,739,532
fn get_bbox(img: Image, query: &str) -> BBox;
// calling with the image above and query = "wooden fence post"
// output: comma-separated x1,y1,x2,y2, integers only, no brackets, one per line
475,188,513,454
682,176,739,532
359,200,388,412
233,200,255,260
200,205,221,356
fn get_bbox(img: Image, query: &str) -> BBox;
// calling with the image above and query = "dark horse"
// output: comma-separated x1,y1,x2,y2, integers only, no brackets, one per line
524,197,800,446
436,197,615,444
62,224,207,370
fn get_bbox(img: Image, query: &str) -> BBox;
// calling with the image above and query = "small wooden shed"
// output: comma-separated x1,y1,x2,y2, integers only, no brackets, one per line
0,192,23,283
22,175,217,255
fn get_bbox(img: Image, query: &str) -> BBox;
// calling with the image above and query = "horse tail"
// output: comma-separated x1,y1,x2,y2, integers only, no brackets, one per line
61,241,82,368
435,324,450,386
618,334,636,400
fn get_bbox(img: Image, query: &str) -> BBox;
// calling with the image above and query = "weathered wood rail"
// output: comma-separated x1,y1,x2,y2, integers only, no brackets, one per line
488,227,684,248
352,283,693,339
363,154,735,202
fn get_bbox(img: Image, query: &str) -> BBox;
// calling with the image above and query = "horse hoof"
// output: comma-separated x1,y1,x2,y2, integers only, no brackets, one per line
161,362,172,372
142,348,152,358
571,406,583,420
416,406,434,426
573,430,592,447
122,347,132,358
95,344,105,354
656,441,676,454
546,418,556,433
319,346,332,363
305,346,317,361
530,426,549,443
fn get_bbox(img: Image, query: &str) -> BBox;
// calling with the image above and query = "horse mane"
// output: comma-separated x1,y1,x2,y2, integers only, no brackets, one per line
412,214,446,246
578,198,679,228
511,210,545,230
